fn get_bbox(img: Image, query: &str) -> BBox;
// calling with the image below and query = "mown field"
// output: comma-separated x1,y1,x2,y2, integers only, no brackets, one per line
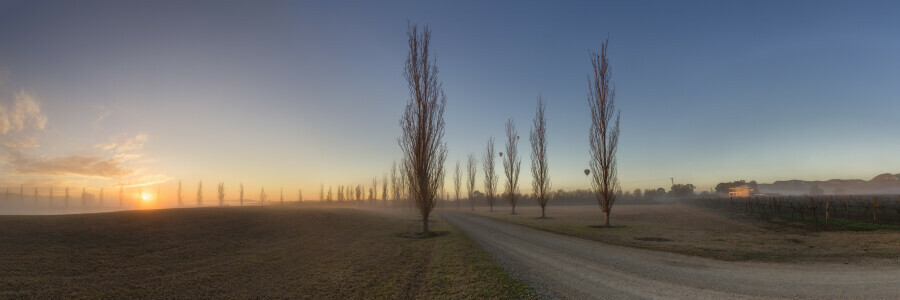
471,203,900,262
0,207,534,298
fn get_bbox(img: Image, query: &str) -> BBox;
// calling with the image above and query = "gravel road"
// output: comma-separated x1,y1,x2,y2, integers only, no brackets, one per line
440,211,900,299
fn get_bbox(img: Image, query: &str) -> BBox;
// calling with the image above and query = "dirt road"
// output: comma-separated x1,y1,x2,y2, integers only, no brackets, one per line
441,211,900,299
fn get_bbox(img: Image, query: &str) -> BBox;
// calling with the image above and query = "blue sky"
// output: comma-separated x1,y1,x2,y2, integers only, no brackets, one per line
0,0,898,199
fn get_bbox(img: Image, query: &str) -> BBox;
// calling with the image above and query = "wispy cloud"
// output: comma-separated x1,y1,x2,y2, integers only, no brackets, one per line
91,106,111,129
94,133,149,153
115,174,172,188
116,134,148,153
1,84,165,189
0,90,47,149
8,152,132,178
0,90,47,134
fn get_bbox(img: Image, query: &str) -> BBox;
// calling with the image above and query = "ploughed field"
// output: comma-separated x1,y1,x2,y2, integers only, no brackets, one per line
0,207,533,298
470,203,900,262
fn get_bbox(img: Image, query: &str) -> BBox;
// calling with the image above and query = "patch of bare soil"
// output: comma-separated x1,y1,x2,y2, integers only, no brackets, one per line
0,207,533,298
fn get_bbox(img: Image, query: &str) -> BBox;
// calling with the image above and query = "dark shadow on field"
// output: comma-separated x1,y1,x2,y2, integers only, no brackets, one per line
589,224,626,229
397,231,449,239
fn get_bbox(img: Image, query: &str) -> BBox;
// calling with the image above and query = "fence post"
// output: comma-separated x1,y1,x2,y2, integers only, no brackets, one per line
873,197,878,223
772,197,776,217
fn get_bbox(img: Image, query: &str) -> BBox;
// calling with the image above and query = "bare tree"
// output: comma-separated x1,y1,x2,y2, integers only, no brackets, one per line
337,185,344,204
390,161,400,206
483,138,498,212
280,187,284,205
502,118,522,214
398,24,448,234
217,182,225,206
466,153,477,211
355,184,362,203
327,186,333,203
381,174,388,207
399,159,410,210
260,187,267,207
197,180,203,206
530,96,551,218
240,183,244,206
177,180,183,206
440,180,446,210
298,188,303,204
371,177,377,205
588,37,621,227
453,160,461,211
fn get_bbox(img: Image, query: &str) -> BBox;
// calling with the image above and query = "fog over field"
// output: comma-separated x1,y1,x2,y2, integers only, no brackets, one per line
2,0,900,298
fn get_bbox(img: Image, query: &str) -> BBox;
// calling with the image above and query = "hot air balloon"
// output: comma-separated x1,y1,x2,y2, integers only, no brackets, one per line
499,152,503,157
516,136,519,140
584,169,590,176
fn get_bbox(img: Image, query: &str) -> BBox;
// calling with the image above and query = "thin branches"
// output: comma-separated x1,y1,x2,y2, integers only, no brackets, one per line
587,37,621,227
502,118,522,214
398,24,448,234
483,138,498,212
453,160,461,211
466,153,477,211
530,95,551,218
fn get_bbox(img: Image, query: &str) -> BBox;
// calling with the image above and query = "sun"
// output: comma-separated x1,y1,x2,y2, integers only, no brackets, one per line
141,193,152,201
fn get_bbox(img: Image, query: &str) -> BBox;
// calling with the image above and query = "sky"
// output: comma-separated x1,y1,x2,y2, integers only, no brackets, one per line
0,0,898,202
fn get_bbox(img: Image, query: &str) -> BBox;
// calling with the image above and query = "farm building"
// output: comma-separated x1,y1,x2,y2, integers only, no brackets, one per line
728,185,756,197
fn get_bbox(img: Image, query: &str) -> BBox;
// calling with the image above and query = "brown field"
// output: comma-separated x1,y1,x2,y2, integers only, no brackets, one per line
0,207,534,298
470,203,900,262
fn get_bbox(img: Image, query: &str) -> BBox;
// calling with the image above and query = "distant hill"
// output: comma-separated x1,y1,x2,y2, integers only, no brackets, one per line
758,173,900,196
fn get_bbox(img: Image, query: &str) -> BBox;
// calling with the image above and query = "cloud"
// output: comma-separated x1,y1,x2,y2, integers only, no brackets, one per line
0,90,47,135
91,106,110,129
0,85,164,189
116,134,148,153
116,174,172,188
0,90,47,149
1,135,39,149
9,152,132,178
95,133,149,153
95,142,117,151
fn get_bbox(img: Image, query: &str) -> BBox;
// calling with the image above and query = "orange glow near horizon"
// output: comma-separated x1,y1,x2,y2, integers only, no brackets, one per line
136,193,157,209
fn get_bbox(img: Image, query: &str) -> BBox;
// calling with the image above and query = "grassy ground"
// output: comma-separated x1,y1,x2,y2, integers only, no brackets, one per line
0,207,534,298
470,203,900,263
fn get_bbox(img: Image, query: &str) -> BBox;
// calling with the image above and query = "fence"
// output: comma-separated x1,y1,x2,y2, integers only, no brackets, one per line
694,195,900,226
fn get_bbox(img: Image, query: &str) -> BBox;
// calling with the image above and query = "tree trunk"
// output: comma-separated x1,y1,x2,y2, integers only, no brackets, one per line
604,211,610,227
541,206,546,218
422,215,430,234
